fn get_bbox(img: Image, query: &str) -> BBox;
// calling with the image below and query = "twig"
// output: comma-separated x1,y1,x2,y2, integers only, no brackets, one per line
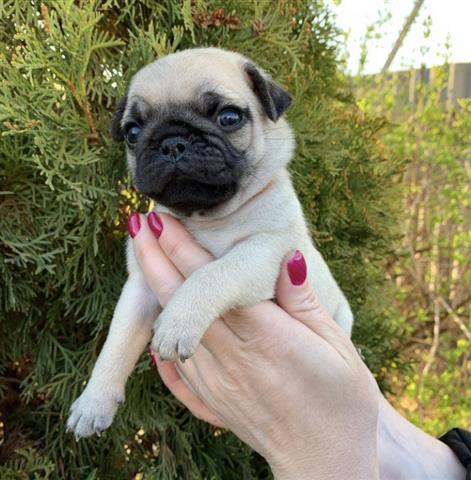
418,299,440,404
454,293,471,311
437,296,471,341
382,0,426,73
68,81,99,143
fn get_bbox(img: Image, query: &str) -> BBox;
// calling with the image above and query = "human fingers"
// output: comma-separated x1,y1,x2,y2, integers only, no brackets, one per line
129,212,184,307
151,213,213,278
153,352,225,428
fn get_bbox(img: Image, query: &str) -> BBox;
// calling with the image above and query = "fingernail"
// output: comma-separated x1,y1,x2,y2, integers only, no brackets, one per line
287,250,307,286
147,212,163,238
147,345,158,366
127,212,141,238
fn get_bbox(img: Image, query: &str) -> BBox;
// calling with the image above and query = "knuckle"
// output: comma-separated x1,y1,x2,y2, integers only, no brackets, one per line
294,287,323,315
163,235,186,264
157,282,176,305
133,241,147,267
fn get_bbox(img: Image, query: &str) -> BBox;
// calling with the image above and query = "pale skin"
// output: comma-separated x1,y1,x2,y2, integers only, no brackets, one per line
132,212,465,480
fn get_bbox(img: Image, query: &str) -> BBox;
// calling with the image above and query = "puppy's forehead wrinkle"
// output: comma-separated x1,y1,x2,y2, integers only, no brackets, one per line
123,96,152,126
128,85,247,117
202,84,247,105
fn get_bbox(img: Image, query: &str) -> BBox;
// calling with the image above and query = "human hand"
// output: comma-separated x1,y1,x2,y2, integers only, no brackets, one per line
130,212,380,480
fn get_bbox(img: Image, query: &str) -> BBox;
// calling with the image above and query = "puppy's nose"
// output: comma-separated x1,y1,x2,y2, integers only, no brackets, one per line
160,136,188,162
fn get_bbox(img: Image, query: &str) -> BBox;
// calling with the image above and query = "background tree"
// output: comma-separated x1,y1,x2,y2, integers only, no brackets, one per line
0,1,403,478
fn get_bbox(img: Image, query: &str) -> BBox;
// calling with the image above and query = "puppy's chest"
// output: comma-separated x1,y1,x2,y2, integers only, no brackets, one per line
186,225,242,258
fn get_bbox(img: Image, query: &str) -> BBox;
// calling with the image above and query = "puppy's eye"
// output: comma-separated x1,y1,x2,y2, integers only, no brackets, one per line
125,124,142,146
217,109,242,129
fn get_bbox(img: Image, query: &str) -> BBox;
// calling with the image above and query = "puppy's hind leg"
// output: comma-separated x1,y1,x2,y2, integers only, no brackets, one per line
67,270,160,439
334,299,354,337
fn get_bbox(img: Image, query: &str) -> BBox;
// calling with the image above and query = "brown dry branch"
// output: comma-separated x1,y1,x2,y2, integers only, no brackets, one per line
438,297,471,341
417,299,441,420
41,3,51,34
191,7,241,30
252,19,266,36
68,79,99,145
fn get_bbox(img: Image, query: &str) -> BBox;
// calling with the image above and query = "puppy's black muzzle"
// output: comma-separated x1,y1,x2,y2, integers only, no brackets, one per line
134,119,245,214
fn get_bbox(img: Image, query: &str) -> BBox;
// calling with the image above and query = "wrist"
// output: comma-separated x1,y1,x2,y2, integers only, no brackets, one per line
377,395,466,480
269,441,379,480
272,466,379,480
271,462,379,480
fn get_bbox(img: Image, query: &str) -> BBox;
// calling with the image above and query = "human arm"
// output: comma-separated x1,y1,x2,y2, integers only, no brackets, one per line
133,211,465,480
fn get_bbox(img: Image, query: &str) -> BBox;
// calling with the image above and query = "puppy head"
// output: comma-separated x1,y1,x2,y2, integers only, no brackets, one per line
111,48,294,216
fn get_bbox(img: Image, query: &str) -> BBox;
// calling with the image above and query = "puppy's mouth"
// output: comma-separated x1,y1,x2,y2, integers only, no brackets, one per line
147,176,238,214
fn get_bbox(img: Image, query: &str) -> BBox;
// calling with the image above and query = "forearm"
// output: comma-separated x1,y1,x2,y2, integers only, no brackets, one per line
378,396,466,480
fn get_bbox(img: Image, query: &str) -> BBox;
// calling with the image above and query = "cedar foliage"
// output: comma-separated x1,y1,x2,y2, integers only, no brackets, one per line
0,1,403,478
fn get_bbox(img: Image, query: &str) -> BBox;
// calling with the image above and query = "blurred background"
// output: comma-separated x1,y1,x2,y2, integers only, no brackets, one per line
0,0,469,478
331,0,471,435
332,0,470,75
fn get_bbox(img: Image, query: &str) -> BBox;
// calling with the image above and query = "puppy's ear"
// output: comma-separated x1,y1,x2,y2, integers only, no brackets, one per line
110,94,128,142
245,63,292,122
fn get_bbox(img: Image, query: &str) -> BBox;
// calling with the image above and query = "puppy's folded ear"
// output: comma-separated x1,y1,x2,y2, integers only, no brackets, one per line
245,64,292,122
110,95,128,142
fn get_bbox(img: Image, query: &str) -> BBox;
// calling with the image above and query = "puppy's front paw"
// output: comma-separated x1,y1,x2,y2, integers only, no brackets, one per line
67,385,124,440
152,309,204,362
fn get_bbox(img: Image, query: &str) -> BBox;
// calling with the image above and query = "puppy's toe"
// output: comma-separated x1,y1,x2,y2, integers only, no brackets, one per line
177,337,198,362
66,408,80,434
73,415,96,440
152,328,200,362
92,414,113,434
151,326,177,361
156,337,179,362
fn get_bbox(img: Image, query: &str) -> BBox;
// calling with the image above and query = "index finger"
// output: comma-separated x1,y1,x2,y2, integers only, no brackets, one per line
131,213,185,307
156,213,214,278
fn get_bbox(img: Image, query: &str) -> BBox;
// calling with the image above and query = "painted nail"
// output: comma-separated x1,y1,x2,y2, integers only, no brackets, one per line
147,345,158,366
287,250,307,286
147,212,163,238
127,212,141,238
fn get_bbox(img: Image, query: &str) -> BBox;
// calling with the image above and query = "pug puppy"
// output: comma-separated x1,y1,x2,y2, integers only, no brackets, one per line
67,48,353,439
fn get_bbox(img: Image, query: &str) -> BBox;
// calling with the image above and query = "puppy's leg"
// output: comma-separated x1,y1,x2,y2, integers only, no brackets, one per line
67,270,159,439
334,299,354,336
153,234,290,361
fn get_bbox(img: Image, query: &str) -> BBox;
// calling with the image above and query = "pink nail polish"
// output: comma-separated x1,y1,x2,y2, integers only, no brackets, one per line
147,345,158,366
127,212,141,238
147,212,163,238
287,250,307,286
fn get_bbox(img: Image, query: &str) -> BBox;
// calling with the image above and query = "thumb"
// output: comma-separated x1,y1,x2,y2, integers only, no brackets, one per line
276,250,355,359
